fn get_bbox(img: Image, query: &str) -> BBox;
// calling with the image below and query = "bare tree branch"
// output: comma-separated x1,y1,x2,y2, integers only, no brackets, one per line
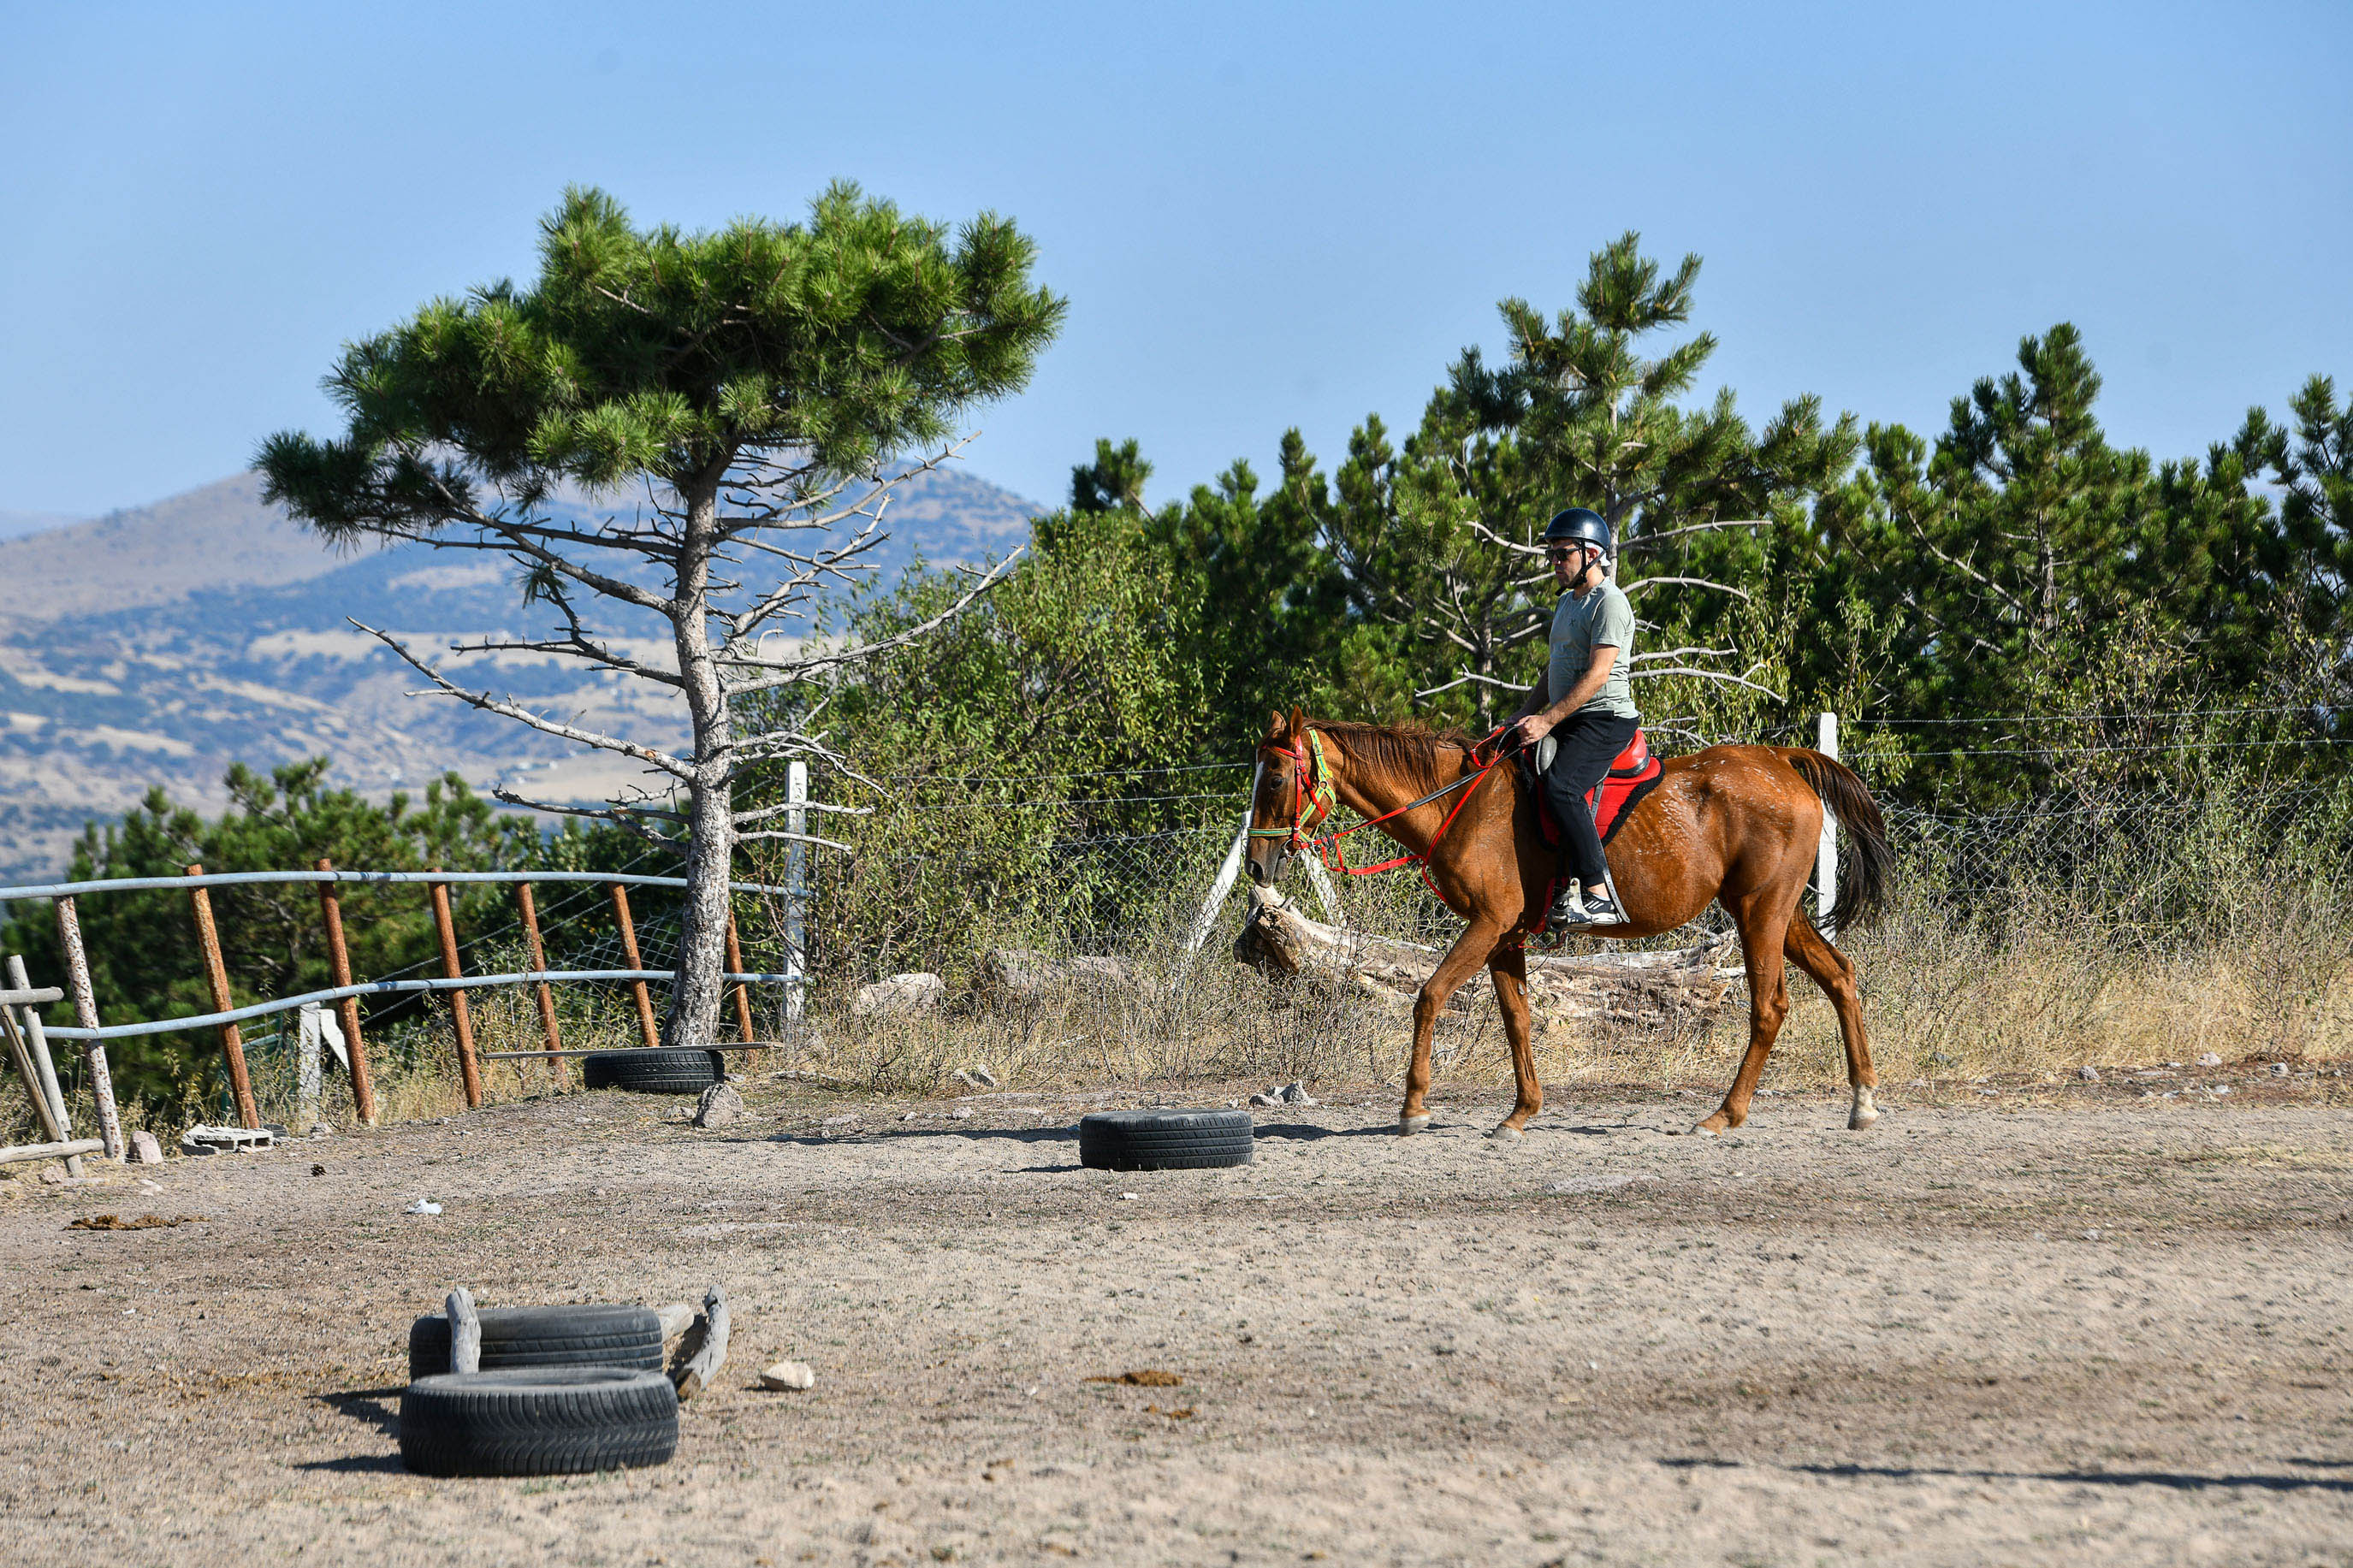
1620,574,1753,601
720,547,1025,693
1628,663,1781,697
356,620,695,779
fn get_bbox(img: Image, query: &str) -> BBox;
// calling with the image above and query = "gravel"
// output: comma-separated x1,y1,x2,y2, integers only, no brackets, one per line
5,1078,2352,1564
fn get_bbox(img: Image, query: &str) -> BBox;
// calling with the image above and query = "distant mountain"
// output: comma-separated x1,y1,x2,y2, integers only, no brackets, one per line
0,508,87,542
0,467,1044,882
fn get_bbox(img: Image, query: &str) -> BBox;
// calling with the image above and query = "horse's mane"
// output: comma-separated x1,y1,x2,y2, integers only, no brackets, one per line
1307,719,1480,794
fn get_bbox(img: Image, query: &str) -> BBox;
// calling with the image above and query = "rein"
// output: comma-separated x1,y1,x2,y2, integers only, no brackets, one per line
1251,725,1515,891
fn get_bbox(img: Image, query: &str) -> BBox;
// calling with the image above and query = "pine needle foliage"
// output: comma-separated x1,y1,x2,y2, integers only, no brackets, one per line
254,184,1064,1047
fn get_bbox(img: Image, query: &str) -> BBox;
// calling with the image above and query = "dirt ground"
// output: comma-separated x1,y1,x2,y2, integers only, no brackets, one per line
6,1066,2353,1567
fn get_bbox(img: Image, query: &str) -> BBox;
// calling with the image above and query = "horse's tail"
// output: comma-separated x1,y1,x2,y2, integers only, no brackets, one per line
1773,747,1893,931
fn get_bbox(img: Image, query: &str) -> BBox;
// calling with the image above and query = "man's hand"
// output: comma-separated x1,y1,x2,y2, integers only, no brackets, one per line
1509,712,1556,750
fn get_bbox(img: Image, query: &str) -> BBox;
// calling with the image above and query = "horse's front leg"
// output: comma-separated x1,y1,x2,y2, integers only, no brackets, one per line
1400,920,1506,1134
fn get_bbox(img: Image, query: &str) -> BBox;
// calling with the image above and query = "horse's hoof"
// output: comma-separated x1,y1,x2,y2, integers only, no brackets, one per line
1692,1125,1719,1139
1399,1114,1431,1136
1486,1124,1525,1142
1848,1087,1881,1131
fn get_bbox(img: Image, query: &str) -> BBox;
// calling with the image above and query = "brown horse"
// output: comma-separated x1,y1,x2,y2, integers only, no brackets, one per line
1245,707,1894,1139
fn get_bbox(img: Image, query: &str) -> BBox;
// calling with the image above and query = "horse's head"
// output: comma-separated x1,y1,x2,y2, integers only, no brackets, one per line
1248,706,1325,886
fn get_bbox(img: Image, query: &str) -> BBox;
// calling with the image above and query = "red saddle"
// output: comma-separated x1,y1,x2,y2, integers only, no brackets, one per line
1518,727,1663,848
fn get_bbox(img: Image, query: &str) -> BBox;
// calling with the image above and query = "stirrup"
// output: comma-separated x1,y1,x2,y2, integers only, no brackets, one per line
1537,884,1584,946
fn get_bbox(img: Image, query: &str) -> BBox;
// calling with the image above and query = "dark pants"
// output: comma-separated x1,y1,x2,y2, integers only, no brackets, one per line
1542,711,1640,889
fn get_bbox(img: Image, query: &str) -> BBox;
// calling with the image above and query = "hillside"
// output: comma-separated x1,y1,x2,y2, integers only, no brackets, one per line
0,467,1044,881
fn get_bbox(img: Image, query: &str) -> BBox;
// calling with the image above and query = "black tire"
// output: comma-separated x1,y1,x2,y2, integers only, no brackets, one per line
580,1048,724,1094
400,1367,678,1476
1079,1108,1254,1171
408,1304,666,1381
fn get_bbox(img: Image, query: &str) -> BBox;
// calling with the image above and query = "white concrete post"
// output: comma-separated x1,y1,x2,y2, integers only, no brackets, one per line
1187,760,1261,954
785,760,808,1025
1815,710,1840,940
295,1003,323,1133
1303,846,1342,925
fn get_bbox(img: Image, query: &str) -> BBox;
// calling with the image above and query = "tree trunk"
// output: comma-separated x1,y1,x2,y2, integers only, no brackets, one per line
664,464,737,1049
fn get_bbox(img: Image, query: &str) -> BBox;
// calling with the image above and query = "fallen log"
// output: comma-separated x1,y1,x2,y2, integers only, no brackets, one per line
1233,887,1740,1027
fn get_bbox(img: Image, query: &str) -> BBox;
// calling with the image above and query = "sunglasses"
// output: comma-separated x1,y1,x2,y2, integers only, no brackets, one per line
1546,547,1590,563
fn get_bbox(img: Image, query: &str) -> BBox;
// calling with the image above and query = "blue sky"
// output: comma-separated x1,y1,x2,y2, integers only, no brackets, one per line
3,0,2347,518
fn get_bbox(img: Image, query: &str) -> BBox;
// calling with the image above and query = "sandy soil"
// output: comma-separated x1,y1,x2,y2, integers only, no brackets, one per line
5,1069,2353,1566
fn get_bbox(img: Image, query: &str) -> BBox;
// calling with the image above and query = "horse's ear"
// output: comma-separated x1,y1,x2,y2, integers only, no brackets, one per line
1289,705,1307,739
1267,707,1288,742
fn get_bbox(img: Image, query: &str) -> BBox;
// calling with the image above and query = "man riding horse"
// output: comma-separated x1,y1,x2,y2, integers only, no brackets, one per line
1506,506,1636,933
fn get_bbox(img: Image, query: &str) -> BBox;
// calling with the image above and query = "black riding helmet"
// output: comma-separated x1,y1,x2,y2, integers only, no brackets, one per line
1544,506,1612,559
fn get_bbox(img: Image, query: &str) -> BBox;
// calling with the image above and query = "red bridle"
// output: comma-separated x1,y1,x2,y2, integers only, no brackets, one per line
1251,724,1515,885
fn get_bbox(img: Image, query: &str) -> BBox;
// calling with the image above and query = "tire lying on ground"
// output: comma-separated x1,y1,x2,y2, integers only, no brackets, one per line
400,1367,678,1476
1078,1108,1254,1171
580,1047,725,1094
408,1303,666,1381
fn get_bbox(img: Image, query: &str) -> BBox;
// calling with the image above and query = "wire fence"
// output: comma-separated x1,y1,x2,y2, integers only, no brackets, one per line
766,719,2353,987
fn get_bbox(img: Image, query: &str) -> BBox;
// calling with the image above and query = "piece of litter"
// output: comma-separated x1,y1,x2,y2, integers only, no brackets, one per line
1120,1192,1139,1200
405,1199,442,1216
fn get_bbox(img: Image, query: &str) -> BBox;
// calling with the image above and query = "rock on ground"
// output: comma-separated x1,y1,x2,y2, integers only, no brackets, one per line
851,973,946,1019
693,1083,744,1128
761,1360,816,1391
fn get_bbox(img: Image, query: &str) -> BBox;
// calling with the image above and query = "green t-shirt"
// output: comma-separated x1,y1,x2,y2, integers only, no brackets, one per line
1547,581,1638,718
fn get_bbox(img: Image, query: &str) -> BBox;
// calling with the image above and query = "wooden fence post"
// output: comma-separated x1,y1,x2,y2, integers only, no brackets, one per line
427,872,483,1109
185,866,261,1130
608,884,661,1050
725,914,756,1044
514,882,566,1084
314,859,376,1125
53,896,126,1161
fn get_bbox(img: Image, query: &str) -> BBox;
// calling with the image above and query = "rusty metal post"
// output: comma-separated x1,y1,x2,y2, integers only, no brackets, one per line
514,882,566,1084
725,912,756,1044
426,872,483,1109
53,896,126,1161
185,865,261,1131
313,859,376,1125
608,884,660,1050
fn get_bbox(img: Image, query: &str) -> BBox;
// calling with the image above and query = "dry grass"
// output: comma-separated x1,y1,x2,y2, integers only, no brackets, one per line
9,858,2347,1148
783,873,2353,1102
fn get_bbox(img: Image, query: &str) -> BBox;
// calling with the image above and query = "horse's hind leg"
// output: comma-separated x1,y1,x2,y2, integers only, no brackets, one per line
1786,916,1880,1130
1697,896,1791,1137
1487,945,1539,1140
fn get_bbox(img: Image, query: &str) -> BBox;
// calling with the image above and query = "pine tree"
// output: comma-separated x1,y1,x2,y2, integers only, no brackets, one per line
258,186,1063,1047
1328,233,1855,730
